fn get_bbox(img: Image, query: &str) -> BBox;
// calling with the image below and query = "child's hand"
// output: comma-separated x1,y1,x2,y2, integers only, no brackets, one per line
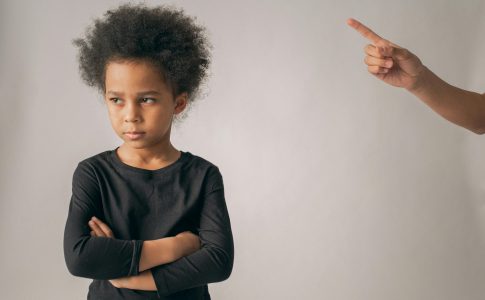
347,18,425,91
88,216,115,238
175,231,201,256
87,217,126,288
109,270,156,291
109,276,129,289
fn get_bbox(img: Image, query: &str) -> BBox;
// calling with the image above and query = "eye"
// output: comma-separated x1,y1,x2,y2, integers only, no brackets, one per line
141,98,156,104
109,97,122,104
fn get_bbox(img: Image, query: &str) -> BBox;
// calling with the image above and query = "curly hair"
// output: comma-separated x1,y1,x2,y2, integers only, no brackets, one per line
73,3,211,103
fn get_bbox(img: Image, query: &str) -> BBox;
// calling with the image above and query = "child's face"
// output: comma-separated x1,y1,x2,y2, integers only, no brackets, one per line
104,60,187,149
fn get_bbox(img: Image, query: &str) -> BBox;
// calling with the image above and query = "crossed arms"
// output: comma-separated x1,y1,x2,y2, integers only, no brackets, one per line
63,162,234,297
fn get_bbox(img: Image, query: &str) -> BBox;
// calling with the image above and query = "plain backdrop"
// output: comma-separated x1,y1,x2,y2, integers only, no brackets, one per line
1,0,485,299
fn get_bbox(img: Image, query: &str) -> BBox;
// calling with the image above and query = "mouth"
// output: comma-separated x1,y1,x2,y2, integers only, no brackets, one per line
124,131,145,140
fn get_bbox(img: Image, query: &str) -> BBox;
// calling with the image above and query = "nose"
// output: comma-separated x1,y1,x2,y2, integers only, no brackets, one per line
124,101,141,123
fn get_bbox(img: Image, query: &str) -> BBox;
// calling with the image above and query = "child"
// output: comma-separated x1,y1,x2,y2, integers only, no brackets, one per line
347,18,485,134
63,4,234,299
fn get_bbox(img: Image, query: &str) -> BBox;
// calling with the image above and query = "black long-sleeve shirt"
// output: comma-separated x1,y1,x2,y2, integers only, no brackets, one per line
63,147,234,299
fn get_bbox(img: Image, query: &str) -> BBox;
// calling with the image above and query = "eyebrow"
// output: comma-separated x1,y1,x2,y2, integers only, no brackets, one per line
106,90,161,96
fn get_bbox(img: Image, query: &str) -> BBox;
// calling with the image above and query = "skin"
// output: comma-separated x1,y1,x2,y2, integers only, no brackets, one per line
88,59,201,290
347,18,485,134
104,59,186,168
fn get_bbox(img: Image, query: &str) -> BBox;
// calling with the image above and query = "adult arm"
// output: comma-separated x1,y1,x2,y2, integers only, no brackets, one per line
347,18,485,134
409,68,485,134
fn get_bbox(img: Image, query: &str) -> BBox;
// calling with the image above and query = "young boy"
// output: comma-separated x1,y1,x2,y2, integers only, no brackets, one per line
348,18,485,134
63,4,234,299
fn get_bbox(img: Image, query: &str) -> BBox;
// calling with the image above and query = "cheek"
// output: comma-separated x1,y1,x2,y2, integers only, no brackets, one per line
149,113,173,131
106,110,123,128
149,108,172,121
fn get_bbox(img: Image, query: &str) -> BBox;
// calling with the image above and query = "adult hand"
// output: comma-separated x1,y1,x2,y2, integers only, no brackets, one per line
347,18,426,91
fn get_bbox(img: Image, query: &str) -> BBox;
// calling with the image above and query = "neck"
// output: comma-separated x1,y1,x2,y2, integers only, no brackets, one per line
118,140,180,166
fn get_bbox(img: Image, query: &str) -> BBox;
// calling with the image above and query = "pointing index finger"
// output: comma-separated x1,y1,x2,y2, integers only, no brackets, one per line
347,18,383,44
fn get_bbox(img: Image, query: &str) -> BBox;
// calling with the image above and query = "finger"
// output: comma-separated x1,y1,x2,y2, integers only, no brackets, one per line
364,56,393,69
89,219,106,237
373,73,387,81
389,41,403,49
375,41,411,60
92,217,114,238
376,44,393,57
109,279,121,288
90,230,96,237
368,65,389,74
347,18,383,44
364,44,383,58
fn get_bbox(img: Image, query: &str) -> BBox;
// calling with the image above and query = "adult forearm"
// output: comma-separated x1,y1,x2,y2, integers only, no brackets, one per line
409,66,485,134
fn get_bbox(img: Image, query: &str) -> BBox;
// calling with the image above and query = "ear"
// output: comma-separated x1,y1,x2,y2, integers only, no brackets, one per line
173,92,188,115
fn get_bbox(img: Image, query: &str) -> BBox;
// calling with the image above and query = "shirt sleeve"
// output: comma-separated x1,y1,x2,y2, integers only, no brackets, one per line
151,166,234,297
63,161,144,280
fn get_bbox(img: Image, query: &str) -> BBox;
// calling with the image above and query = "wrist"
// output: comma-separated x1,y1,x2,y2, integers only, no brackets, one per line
407,65,430,94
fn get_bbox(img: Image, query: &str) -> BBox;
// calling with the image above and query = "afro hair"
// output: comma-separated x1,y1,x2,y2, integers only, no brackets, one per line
73,3,211,103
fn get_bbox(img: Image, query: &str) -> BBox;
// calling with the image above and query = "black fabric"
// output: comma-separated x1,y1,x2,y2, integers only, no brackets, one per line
63,147,234,299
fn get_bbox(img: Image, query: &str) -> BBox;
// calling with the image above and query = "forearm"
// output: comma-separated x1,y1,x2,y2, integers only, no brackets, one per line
115,245,232,294
114,235,199,291
409,66,485,134
64,234,143,279
132,166,233,297
66,235,184,281
151,235,234,297
148,168,234,296
138,237,180,272
117,270,157,291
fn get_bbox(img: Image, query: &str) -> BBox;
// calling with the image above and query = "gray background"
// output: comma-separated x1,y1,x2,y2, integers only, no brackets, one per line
1,0,485,299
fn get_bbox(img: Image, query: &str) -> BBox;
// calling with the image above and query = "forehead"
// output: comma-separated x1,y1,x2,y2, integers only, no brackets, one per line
104,60,168,92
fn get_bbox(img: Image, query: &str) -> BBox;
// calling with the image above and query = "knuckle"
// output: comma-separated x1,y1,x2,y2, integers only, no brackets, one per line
367,66,379,73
